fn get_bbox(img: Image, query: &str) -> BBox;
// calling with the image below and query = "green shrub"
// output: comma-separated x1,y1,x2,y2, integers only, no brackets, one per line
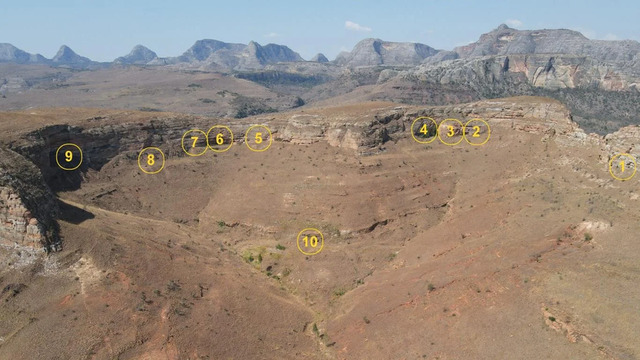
333,288,346,297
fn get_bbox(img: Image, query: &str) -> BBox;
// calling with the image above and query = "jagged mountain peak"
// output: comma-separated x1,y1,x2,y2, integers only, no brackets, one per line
114,45,158,64
52,45,93,64
311,53,329,63
0,43,48,64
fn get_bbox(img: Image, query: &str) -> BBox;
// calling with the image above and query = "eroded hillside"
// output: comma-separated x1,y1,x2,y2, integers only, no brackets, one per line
0,97,639,359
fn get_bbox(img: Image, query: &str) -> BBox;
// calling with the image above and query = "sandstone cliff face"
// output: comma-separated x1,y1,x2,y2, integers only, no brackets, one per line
271,97,590,153
10,117,201,189
397,54,637,92
377,25,640,94
0,148,59,252
604,125,640,159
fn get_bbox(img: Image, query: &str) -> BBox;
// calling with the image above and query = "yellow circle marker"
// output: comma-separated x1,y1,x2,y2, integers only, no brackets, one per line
55,143,83,171
181,129,208,156
609,153,636,181
137,147,165,174
410,116,438,144
206,125,233,152
296,228,324,256
245,124,273,152
463,118,491,146
437,118,464,146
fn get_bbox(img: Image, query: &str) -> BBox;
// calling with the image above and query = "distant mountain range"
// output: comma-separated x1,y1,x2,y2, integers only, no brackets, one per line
0,40,307,70
3,24,640,95
2,24,640,73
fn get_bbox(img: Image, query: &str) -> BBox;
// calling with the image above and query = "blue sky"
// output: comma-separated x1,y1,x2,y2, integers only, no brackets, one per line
2,0,638,62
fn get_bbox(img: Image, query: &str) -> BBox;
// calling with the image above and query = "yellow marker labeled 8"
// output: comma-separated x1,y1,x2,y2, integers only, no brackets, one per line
138,147,165,174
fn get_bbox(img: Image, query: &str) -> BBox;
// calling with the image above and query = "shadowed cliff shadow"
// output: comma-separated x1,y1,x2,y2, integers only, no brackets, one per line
57,200,95,225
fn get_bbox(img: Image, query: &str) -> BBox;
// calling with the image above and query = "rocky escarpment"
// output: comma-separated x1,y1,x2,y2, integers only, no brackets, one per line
9,116,205,190
266,97,596,153
604,125,640,159
398,54,635,92
0,97,633,254
455,24,640,68
0,148,59,252
1,98,612,175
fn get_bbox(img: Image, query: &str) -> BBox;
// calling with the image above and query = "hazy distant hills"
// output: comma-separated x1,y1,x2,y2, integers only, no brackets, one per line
0,43,48,64
310,53,329,63
114,45,158,65
454,24,640,64
0,40,307,70
51,45,95,66
4,24,640,134
3,24,640,73
335,38,440,67
0,43,99,67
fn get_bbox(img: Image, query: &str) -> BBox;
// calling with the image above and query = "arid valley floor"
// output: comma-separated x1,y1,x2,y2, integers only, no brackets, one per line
1,95,639,359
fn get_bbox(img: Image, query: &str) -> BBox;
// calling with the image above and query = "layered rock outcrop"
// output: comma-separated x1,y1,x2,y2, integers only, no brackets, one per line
385,24,640,92
272,97,592,152
604,125,640,159
1,96,636,256
454,24,640,66
399,54,635,92
0,148,59,251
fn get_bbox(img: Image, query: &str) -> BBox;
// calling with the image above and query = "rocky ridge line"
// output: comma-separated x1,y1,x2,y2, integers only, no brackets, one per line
1,97,638,253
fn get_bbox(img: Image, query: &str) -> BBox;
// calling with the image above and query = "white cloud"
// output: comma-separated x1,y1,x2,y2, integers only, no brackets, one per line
264,32,279,38
602,33,620,41
345,20,372,32
505,19,523,27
